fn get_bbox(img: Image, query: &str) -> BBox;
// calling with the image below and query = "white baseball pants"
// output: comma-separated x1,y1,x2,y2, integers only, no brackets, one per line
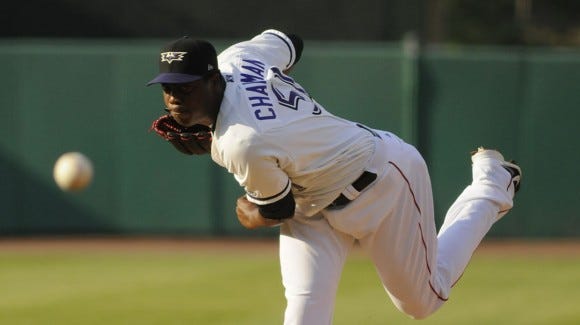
279,132,516,324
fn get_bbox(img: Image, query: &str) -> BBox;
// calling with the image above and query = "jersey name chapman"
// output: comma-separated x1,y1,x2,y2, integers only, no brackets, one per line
239,59,276,120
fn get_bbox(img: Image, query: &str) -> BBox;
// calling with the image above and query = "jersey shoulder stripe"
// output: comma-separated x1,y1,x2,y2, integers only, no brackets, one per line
246,179,291,205
262,30,294,69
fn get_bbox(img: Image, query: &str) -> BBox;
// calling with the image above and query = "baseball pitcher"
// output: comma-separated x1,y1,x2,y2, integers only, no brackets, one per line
148,30,522,324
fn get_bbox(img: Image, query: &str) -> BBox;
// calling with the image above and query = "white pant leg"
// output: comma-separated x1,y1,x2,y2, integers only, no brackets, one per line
324,134,515,320
323,135,445,319
436,149,515,288
280,213,355,325
356,140,446,319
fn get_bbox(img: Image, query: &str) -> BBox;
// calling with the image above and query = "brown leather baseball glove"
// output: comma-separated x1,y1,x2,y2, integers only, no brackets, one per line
150,114,212,155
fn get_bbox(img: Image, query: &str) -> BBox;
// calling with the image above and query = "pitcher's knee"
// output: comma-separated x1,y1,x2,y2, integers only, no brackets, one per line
395,297,444,320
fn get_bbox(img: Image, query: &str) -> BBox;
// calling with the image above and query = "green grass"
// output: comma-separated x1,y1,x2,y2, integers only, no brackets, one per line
0,244,579,324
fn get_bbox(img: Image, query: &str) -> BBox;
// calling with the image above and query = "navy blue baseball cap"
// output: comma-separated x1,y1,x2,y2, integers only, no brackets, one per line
147,36,218,86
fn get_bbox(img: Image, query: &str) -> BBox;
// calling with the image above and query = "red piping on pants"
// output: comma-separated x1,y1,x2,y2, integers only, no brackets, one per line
389,161,448,302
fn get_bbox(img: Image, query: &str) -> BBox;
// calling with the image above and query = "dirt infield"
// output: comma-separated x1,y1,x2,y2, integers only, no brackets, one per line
0,236,279,253
0,237,578,257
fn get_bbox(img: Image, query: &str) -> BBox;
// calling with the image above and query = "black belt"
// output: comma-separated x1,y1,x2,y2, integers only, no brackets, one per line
327,171,377,210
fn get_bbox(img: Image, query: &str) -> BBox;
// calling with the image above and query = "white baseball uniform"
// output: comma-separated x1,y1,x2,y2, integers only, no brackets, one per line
211,30,517,324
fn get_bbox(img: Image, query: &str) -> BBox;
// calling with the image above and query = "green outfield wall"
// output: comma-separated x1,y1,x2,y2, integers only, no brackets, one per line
0,40,578,237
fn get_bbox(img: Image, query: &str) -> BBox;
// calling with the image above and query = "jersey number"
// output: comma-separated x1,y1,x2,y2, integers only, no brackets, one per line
270,67,307,111
254,68,319,120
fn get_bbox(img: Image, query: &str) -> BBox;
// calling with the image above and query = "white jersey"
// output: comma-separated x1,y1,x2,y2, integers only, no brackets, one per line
211,30,376,217
204,32,520,321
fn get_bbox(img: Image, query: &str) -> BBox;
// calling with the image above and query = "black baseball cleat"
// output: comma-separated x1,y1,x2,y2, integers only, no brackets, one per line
501,160,521,193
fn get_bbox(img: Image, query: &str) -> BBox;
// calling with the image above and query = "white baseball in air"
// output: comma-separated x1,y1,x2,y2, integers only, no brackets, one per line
53,152,94,192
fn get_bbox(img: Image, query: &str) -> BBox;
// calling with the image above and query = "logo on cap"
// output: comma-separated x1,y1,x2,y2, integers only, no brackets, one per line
161,52,187,64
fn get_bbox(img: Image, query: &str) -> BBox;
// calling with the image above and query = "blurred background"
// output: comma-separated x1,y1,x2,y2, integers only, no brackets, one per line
1,0,579,238
3,0,580,46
